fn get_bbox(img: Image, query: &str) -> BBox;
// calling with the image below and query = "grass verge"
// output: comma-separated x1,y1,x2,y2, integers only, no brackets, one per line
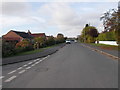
3,43,62,58
89,43,119,51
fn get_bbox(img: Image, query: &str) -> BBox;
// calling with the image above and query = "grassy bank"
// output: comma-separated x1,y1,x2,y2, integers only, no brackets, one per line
89,43,119,51
3,43,62,58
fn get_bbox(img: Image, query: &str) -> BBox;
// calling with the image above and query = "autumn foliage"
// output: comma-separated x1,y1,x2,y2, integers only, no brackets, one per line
15,40,30,48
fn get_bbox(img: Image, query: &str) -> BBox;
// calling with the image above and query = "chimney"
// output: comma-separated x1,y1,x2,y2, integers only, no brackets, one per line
28,30,31,35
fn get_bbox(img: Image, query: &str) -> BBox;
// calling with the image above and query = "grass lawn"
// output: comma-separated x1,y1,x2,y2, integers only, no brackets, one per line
89,43,119,51
15,49,44,56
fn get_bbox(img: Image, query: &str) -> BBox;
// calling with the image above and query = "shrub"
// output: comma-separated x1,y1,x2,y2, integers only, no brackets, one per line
2,41,16,57
15,39,33,52
87,36,96,43
98,31,116,41
46,36,55,46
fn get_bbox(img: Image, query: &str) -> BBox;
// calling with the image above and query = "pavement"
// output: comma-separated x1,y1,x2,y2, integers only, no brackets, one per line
2,43,118,88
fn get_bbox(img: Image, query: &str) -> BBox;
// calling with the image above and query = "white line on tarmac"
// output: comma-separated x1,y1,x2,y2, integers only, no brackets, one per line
4,76,17,82
0,76,4,79
23,64,28,67
28,62,33,65
8,70,17,74
18,70,26,74
34,59,39,62
31,64,36,67
35,62,39,64
37,58,40,60
17,67,23,70
26,67,31,70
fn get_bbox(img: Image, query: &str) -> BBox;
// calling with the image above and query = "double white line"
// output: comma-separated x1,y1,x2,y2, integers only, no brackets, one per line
3,55,50,83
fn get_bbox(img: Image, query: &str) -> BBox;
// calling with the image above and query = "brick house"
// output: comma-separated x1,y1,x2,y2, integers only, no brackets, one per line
27,30,46,38
2,30,33,43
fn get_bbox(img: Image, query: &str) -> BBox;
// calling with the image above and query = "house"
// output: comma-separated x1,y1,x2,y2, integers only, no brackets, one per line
2,30,33,43
28,30,46,38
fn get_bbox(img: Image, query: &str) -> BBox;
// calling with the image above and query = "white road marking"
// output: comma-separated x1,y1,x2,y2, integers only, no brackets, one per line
28,62,33,65
0,76,4,79
43,57,47,59
18,70,26,74
34,59,37,62
31,64,36,67
23,64,28,67
38,60,42,63
35,62,39,64
17,67,23,70
36,59,39,60
26,67,31,70
4,76,17,82
8,70,17,74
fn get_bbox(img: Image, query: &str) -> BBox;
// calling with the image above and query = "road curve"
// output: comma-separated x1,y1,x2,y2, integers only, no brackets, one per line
2,43,118,88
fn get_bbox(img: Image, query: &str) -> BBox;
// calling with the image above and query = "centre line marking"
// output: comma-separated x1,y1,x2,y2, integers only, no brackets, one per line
31,64,35,67
18,70,26,74
34,60,37,62
4,76,17,82
17,67,23,70
0,76,4,79
8,70,16,74
26,67,31,70
28,62,33,65
23,64,28,67
35,62,39,64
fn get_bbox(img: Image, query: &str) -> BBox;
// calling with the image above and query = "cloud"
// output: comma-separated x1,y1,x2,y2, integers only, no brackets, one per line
1,2,118,37
1,0,119,2
1,2,31,16
1,2,47,36
37,2,105,36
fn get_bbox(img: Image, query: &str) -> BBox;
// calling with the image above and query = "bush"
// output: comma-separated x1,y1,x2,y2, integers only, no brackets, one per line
46,36,55,46
15,39,34,54
87,36,96,43
2,41,16,57
98,31,116,41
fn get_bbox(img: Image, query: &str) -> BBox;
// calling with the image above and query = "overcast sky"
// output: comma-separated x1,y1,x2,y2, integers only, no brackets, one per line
0,1,118,37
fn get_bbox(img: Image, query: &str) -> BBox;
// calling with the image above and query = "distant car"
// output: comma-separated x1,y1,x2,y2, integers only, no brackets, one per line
66,40,71,44
74,40,77,43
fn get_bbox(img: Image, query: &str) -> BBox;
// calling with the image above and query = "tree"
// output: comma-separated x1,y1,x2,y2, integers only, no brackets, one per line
56,33,65,43
100,6,120,44
81,25,99,43
34,37,46,49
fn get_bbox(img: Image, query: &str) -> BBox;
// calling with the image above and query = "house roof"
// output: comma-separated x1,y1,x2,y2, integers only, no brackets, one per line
31,33,46,38
12,30,33,39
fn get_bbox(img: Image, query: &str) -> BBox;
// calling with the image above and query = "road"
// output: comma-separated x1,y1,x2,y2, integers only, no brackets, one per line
2,43,118,88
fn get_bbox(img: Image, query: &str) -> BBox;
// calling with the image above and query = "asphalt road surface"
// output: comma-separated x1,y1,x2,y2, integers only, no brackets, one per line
2,43,118,88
